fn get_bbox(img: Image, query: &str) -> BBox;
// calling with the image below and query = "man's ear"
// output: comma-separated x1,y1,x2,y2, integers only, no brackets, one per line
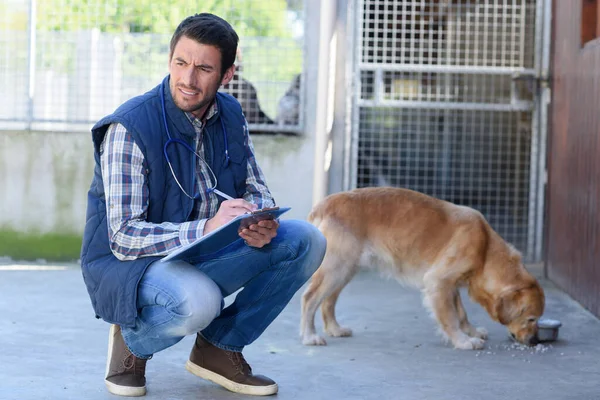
221,65,236,86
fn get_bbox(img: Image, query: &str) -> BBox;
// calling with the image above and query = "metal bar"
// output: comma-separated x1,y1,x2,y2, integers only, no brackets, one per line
0,119,303,134
520,0,527,68
357,99,534,112
540,0,552,80
0,121,92,133
501,0,507,67
535,0,552,262
26,0,36,131
373,68,384,105
348,0,363,190
528,109,540,262
298,0,308,133
441,0,456,199
358,63,537,75
342,0,357,191
0,118,96,124
491,0,498,68
525,0,547,262
247,124,304,133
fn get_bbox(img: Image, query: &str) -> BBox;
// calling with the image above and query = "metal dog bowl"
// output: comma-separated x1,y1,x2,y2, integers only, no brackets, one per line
537,318,562,342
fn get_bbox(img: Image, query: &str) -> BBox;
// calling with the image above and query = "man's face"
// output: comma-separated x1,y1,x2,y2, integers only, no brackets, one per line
169,36,235,118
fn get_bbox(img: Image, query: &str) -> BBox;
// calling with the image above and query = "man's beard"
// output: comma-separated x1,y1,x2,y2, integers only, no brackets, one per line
175,94,214,115
171,82,217,116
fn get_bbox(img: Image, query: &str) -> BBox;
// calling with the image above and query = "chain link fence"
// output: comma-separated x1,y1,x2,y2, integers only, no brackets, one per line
0,0,305,133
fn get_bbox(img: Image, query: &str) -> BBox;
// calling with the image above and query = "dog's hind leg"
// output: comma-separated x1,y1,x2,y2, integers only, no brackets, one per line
322,271,358,338
454,290,488,340
300,253,356,345
300,267,328,345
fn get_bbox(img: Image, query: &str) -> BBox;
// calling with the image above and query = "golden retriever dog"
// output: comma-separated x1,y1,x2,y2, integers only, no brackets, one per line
300,187,545,350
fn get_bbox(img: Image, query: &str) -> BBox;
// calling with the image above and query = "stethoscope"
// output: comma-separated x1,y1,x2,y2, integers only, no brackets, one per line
160,79,234,201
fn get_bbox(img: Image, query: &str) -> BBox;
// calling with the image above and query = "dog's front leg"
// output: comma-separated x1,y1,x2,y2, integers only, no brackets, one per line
423,277,485,350
453,290,488,340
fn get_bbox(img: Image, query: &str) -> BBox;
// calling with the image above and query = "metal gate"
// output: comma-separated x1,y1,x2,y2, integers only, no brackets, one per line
345,0,551,262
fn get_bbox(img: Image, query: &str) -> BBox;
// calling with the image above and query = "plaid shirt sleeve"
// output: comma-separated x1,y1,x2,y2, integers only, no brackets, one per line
100,123,207,261
242,120,276,209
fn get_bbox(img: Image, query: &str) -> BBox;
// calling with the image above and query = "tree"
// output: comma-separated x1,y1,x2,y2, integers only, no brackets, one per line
36,0,296,39
3,0,304,122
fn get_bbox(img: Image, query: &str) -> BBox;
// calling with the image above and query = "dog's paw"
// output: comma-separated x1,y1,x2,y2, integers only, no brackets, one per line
302,334,327,346
325,326,353,338
473,326,488,340
453,336,486,350
465,325,489,339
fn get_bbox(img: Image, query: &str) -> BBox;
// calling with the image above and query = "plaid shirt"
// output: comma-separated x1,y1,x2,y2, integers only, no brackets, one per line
100,102,275,261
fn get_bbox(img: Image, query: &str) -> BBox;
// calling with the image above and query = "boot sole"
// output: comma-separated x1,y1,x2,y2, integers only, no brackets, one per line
185,360,278,396
104,380,146,397
105,324,146,397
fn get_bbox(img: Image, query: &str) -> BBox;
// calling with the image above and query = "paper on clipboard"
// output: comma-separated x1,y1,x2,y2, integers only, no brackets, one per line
162,206,291,262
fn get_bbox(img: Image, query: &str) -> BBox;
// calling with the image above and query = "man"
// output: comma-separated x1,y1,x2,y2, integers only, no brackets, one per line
80,13,326,397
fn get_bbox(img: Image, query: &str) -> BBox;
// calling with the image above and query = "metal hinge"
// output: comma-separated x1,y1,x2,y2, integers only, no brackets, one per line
512,72,551,89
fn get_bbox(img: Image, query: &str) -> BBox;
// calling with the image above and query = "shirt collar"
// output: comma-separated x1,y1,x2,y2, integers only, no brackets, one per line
185,101,218,129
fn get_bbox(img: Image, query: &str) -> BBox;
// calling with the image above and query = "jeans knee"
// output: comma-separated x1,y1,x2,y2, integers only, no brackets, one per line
304,223,327,263
279,220,327,276
166,277,222,336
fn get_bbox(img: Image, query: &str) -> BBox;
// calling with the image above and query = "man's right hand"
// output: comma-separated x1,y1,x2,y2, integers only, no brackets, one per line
203,199,257,235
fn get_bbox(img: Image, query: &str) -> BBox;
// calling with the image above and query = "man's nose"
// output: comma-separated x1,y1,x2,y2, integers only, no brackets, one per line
181,67,197,87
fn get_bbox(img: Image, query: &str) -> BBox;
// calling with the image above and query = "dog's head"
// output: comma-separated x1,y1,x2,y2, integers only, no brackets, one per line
494,281,545,345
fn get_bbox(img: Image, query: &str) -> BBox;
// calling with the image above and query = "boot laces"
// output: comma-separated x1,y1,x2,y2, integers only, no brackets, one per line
121,350,146,375
226,351,251,374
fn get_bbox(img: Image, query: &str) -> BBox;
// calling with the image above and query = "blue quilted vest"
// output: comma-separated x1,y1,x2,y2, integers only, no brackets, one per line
80,76,248,327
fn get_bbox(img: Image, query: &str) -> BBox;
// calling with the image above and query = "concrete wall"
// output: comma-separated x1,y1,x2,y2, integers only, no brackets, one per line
0,130,316,235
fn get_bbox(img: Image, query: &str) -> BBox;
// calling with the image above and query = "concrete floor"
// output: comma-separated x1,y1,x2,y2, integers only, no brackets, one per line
0,262,599,400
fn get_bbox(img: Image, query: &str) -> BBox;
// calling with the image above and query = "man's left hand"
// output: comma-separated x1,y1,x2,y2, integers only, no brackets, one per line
239,219,279,248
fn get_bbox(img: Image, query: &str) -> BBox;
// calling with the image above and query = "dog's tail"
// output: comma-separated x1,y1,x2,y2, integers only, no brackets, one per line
307,203,323,228
308,193,350,231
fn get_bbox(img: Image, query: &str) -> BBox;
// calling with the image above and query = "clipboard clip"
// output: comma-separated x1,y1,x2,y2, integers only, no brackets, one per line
247,206,280,215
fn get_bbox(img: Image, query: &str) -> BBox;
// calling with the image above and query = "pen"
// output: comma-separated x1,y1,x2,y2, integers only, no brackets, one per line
212,188,235,201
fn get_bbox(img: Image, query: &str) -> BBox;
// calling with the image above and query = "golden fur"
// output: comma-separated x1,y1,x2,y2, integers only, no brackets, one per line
300,187,545,350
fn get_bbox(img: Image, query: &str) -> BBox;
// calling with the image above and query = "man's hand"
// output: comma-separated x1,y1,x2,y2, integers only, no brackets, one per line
204,199,257,234
239,219,279,248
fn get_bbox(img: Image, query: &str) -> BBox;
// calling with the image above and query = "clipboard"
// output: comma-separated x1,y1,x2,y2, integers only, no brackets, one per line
162,206,291,262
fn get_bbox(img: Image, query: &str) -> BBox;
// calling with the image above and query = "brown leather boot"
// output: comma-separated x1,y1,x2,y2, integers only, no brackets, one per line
186,334,278,396
104,324,147,397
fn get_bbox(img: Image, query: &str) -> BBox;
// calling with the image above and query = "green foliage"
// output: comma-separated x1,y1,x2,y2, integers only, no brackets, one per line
2,0,304,121
0,229,82,262
0,5,27,30
37,0,295,38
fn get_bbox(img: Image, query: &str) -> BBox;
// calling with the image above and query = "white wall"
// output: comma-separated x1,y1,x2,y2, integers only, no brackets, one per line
0,131,92,233
0,131,316,235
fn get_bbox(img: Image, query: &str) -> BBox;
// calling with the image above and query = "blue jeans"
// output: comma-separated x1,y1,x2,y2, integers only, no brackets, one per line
121,219,326,359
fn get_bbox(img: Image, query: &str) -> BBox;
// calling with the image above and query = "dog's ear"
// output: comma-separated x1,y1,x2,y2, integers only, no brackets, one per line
494,289,524,325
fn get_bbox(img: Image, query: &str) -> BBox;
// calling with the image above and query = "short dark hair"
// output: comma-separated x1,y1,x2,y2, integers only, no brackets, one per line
169,13,239,75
